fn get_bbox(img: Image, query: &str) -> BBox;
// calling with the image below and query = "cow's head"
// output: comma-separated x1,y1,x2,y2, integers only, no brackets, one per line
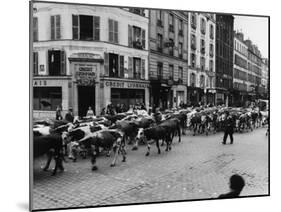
136,128,145,143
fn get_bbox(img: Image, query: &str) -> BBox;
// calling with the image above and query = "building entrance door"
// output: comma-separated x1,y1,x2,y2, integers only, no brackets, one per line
78,86,95,117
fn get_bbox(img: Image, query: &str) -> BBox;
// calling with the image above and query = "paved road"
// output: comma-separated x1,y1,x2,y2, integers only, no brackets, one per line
32,128,269,210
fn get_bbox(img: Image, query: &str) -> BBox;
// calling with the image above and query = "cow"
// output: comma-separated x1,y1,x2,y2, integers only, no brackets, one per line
33,133,66,175
77,129,126,170
159,118,181,145
166,113,187,135
136,126,171,156
190,114,201,136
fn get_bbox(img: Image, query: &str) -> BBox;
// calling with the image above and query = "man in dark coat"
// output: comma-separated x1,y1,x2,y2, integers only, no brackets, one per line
218,174,245,198
65,108,74,123
222,111,235,144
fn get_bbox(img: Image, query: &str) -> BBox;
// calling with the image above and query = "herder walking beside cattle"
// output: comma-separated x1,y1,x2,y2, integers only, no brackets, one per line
222,111,235,145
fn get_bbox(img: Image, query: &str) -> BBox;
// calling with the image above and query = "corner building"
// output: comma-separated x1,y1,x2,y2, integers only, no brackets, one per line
32,3,149,118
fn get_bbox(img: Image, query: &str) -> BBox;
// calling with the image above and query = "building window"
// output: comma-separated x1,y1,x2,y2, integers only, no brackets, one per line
133,58,141,79
191,13,197,29
200,75,205,88
51,15,61,40
210,43,214,57
157,33,163,52
179,66,183,81
190,53,196,68
169,39,174,56
169,13,174,32
157,10,163,27
129,8,145,16
209,60,213,72
169,64,174,80
200,18,206,34
128,25,146,49
157,62,163,79
109,53,119,77
72,15,100,41
191,34,196,50
210,24,214,39
33,52,38,75
178,42,183,58
33,87,62,111
109,19,118,43
200,56,205,71
178,19,183,36
190,73,196,87
33,17,38,41
200,39,205,54
48,49,66,76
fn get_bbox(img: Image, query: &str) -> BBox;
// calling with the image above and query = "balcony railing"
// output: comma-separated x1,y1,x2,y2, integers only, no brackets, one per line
132,41,143,49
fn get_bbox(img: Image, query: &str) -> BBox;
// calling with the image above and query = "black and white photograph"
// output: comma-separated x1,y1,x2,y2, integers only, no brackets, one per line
30,0,269,211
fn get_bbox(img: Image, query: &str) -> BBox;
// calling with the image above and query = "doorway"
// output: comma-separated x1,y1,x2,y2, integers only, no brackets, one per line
78,86,95,117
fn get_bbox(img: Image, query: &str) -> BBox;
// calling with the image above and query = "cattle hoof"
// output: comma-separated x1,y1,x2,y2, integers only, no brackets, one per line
110,163,116,167
92,166,98,171
132,146,138,151
145,152,149,156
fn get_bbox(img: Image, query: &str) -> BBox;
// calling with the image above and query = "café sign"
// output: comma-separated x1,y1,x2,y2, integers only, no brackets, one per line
105,81,149,89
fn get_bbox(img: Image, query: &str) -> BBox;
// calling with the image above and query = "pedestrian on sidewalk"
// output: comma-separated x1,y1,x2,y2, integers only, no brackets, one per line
222,111,235,144
56,105,63,120
218,174,245,198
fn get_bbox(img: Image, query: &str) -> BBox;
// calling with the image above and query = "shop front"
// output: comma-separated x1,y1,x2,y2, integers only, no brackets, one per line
100,78,150,112
187,87,202,106
33,77,71,119
171,85,187,108
69,53,103,117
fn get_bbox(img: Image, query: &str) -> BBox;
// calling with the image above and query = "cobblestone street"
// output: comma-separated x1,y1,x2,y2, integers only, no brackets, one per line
32,128,269,210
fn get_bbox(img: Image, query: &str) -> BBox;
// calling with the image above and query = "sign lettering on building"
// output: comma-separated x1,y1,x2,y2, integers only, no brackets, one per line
75,63,97,86
33,80,47,86
105,81,149,89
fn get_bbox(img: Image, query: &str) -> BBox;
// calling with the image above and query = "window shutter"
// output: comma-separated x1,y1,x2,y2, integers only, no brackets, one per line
128,25,132,47
72,15,79,40
114,21,118,43
108,19,113,42
141,59,145,79
141,29,145,49
104,52,109,76
60,50,66,75
128,57,133,78
93,16,100,40
119,55,124,78
51,16,55,40
33,17,38,41
55,15,61,39
33,52,38,75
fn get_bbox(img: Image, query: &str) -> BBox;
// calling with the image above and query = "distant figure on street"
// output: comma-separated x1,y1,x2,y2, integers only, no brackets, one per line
218,174,245,198
56,105,63,120
86,106,95,117
65,107,74,123
222,111,235,144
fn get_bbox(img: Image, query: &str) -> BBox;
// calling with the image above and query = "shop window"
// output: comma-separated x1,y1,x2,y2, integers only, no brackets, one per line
33,17,38,41
33,87,62,111
48,50,66,76
109,19,118,43
51,15,61,40
128,25,146,49
72,15,100,41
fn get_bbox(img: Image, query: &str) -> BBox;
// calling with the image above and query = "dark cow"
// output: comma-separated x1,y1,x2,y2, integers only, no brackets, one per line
190,114,201,136
166,113,187,135
33,133,65,175
136,126,171,156
159,118,181,145
237,113,252,133
78,130,126,170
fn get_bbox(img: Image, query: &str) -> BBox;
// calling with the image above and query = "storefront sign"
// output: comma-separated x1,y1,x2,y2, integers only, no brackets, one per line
75,71,96,86
104,81,149,89
33,80,47,86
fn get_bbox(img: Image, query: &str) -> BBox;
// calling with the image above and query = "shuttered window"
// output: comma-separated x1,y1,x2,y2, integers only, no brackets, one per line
141,29,146,49
51,15,61,40
33,17,38,41
141,59,145,79
72,15,100,40
104,52,109,76
128,25,133,47
128,57,133,78
109,19,118,43
119,55,124,78
33,52,38,75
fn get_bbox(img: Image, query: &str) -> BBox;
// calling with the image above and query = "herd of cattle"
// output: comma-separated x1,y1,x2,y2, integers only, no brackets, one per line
33,106,269,175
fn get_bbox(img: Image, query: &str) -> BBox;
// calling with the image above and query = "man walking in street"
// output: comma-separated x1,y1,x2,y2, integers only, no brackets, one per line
222,111,235,144
218,174,245,198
